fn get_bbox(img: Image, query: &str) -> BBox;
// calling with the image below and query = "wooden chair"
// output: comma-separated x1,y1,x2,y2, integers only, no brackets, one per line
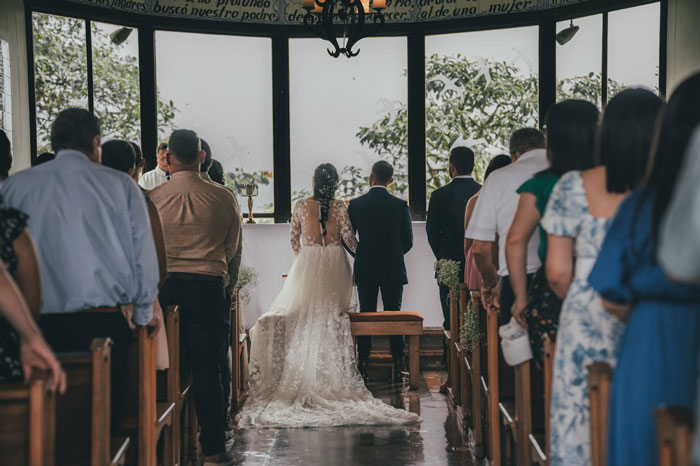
529,335,555,466
55,338,129,466
231,292,248,411
349,311,423,389
122,327,176,466
654,406,695,466
0,370,56,466
588,362,613,466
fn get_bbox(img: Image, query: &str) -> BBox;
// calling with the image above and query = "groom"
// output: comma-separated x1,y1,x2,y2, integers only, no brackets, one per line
348,161,414,381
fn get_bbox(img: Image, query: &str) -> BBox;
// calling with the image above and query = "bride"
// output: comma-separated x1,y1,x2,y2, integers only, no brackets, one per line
237,164,420,428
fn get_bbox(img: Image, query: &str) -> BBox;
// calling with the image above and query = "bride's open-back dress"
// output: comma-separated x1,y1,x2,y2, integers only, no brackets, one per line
237,199,420,428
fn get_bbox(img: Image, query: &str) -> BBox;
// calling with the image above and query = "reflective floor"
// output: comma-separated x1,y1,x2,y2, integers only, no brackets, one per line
230,367,475,465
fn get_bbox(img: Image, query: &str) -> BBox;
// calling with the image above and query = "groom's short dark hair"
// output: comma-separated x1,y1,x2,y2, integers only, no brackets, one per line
449,146,475,175
371,161,394,185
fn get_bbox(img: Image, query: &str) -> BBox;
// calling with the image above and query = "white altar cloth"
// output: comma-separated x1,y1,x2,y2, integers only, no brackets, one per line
239,222,444,329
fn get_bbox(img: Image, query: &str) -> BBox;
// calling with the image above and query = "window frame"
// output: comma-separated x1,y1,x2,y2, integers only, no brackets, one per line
24,0,666,222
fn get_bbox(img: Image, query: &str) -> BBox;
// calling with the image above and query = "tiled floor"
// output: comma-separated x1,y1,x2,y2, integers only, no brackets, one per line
230,367,475,465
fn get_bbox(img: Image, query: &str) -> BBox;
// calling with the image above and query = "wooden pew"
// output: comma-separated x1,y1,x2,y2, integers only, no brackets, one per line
457,285,470,430
55,338,129,466
529,335,555,466
484,305,501,465
445,290,461,407
654,406,695,466
588,362,613,466
0,370,56,466
122,327,176,466
231,291,248,411
350,311,423,389
465,290,485,457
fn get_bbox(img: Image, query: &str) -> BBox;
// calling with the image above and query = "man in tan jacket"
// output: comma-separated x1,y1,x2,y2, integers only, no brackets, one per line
151,129,241,465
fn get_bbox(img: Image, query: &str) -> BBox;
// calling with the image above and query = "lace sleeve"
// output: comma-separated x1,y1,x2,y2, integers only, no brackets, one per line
290,201,303,255
337,201,357,253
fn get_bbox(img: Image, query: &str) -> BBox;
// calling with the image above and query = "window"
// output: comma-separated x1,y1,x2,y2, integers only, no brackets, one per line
289,37,408,205
556,14,603,106
32,13,88,153
0,39,11,141
608,3,660,94
425,26,539,192
155,31,274,217
91,22,141,145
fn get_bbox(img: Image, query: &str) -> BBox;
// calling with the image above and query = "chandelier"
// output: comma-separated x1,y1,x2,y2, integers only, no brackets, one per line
302,0,386,58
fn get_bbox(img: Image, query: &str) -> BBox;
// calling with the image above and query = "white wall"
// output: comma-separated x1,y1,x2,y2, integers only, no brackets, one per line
239,222,445,329
667,0,700,93
0,0,30,173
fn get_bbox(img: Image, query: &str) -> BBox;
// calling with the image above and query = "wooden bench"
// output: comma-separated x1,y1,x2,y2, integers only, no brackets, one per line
464,289,485,458
529,335,555,466
588,362,613,466
444,290,461,406
654,406,695,466
122,327,176,466
0,370,56,466
349,311,423,390
56,338,129,466
231,292,248,411
484,305,501,465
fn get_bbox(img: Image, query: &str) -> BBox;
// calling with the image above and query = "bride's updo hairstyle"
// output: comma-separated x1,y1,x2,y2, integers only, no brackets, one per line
313,163,339,237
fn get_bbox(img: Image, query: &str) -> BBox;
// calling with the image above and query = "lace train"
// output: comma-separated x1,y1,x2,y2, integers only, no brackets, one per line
237,245,420,428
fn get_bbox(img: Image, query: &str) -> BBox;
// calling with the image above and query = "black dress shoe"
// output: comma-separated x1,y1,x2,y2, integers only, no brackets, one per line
391,356,409,383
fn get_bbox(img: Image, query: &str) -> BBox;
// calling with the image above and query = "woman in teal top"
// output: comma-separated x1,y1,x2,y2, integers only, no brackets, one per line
505,100,599,367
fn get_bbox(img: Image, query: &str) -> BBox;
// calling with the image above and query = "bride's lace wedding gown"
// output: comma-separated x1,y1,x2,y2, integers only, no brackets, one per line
237,199,420,428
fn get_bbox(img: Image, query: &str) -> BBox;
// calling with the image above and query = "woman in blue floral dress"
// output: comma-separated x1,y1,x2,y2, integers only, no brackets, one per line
540,89,662,466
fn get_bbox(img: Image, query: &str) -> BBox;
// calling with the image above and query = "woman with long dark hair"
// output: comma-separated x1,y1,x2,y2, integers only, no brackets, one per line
506,99,599,366
589,74,700,466
541,88,663,466
239,163,420,428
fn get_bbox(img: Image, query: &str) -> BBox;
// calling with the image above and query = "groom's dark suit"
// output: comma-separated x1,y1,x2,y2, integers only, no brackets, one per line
348,186,413,362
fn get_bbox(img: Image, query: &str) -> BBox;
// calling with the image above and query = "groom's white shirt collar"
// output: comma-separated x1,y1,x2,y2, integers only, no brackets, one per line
453,175,472,180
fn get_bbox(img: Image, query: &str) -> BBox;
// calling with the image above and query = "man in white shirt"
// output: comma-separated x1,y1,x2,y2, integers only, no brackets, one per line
465,128,547,324
139,142,169,190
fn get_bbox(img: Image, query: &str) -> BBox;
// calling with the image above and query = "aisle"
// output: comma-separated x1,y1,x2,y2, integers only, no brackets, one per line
229,368,475,465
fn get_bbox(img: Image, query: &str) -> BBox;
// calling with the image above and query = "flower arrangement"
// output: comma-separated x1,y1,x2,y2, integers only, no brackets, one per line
233,265,258,304
460,298,484,351
435,259,460,292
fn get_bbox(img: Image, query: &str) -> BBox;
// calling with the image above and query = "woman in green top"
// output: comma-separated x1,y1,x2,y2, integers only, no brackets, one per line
505,99,599,367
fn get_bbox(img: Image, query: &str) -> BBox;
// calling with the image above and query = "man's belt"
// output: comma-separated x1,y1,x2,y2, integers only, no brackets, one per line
86,306,121,313
166,272,224,282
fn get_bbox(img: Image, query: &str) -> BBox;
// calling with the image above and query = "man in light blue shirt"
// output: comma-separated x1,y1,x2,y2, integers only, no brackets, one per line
1,108,159,426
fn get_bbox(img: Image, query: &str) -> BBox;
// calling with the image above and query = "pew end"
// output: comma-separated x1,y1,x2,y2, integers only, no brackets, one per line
654,405,695,466
587,361,613,466
0,370,56,466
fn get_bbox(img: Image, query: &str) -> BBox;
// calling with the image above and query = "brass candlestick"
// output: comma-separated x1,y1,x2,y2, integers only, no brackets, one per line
240,183,258,224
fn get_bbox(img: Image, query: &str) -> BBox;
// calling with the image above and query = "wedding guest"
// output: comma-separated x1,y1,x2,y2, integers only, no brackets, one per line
200,138,213,177
0,129,11,186
540,88,663,466
349,160,413,381
463,154,511,290
209,159,225,185
427,147,481,332
0,262,65,392
129,141,145,181
465,128,546,322
0,108,160,428
151,129,241,464
139,141,169,190
588,75,700,466
102,139,168,282
32,152,55,167
657,125,700,466
506,100,599,366
143,141,164,173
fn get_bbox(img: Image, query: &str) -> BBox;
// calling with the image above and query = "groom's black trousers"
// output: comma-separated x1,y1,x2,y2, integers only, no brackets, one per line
356,283,405,360
159,275,231,457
